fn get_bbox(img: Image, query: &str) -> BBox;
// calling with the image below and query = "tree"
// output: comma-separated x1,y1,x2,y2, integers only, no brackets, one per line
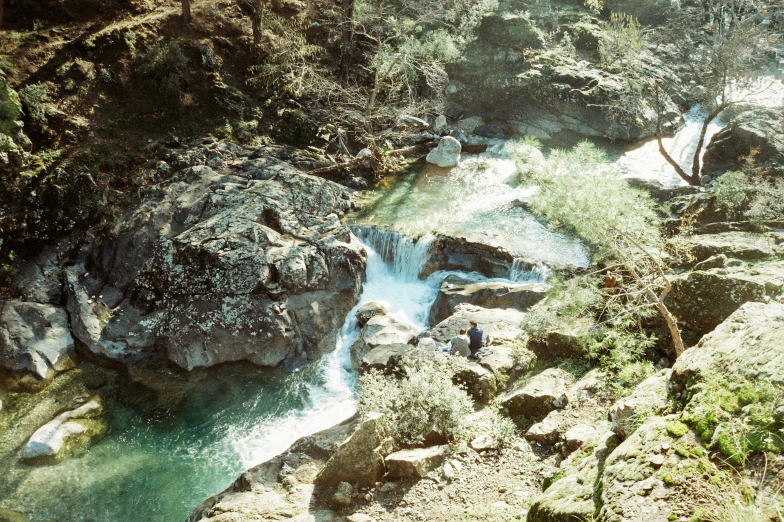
338,0,355,79
0,0,4,28
181,0,192,23
520,141,688,357
604,7,774,186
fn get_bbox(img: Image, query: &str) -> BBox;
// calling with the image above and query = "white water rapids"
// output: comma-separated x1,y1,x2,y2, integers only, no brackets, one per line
617,77,784,186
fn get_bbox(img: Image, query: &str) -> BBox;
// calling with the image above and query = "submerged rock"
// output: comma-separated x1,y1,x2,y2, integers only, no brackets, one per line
21,398,105,463
425,136,461,167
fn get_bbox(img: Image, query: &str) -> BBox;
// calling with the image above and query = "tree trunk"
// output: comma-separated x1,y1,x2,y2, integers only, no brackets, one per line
657,134,701,186
690,107,724,182
252,0,262,48
339,0,355,80
181,0,192,23
655,298,685,358
0,0,4,28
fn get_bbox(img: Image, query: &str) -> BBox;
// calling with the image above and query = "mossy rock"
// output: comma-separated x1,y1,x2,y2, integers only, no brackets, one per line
0,81,23,136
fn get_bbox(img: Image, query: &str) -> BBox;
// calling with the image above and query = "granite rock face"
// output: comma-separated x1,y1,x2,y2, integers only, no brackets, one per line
0,300,76,381
65,155,366,371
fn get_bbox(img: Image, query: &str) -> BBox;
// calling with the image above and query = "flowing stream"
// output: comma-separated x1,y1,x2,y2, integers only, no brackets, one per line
0,231,440,522
6,77,780,522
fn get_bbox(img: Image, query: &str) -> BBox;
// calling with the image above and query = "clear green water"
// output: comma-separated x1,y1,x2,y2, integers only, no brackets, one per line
1,362,356,522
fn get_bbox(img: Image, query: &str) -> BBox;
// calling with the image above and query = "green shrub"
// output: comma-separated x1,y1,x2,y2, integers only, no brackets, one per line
133,41,189,99
358,350,472,446
18,83,51,126
709,171,748,219
521,275,602,343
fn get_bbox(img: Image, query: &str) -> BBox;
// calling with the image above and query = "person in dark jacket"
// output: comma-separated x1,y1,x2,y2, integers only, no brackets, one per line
467,320,483,356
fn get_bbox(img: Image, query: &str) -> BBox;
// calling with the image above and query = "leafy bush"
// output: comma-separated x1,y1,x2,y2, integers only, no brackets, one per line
523,141,662,254
709,171,748,219
521,275,602,343
133,41,189,99
18,83,51,126
358,350,473,446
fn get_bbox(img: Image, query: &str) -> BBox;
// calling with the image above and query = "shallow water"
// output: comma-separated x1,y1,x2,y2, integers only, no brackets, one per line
348,143,591,269
0,235,439,522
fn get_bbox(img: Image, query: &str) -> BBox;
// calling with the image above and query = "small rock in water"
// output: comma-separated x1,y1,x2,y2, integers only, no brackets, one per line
425,136,461,168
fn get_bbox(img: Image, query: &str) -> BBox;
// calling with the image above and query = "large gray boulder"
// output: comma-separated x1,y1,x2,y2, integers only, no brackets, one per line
189,417,363,521
425,136,461,168
673,232,783,264
314,413,389,490
429,275,547,325
385,445,447,479
702,108,784,179
501,368,572,421
64,155,366,371
429,304,526,346
350,315,418,367
0,300,75,380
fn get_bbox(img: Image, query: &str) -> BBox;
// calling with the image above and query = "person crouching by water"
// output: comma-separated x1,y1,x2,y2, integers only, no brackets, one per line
417,331,438,352
467,320,483,357
449,328,471,357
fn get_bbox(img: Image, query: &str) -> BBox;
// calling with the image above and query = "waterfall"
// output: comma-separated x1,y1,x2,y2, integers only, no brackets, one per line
509,258,551,283
231,228,439,471
351,225,433,281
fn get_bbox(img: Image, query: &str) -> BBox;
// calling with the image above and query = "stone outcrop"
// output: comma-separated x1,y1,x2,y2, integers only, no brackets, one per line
189,416,364,521
527,431,620,522
63,155,366,371
0,300,76,381
429,275,547,325
669,261,784,336
359,344,411,374
501,368,572,421
454,345,535,403
702,108,784,179
421,234,524,279
425,136,461,168
608,369,670,440
673,231,783,264
21,398,105,463
528,302,784,522
385,445,447,479
314,413,390,491
430,304,526,347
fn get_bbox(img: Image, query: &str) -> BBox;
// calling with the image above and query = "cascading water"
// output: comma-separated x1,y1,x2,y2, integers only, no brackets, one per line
617,77,784,187
508,259,552,284
0,231,439,522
